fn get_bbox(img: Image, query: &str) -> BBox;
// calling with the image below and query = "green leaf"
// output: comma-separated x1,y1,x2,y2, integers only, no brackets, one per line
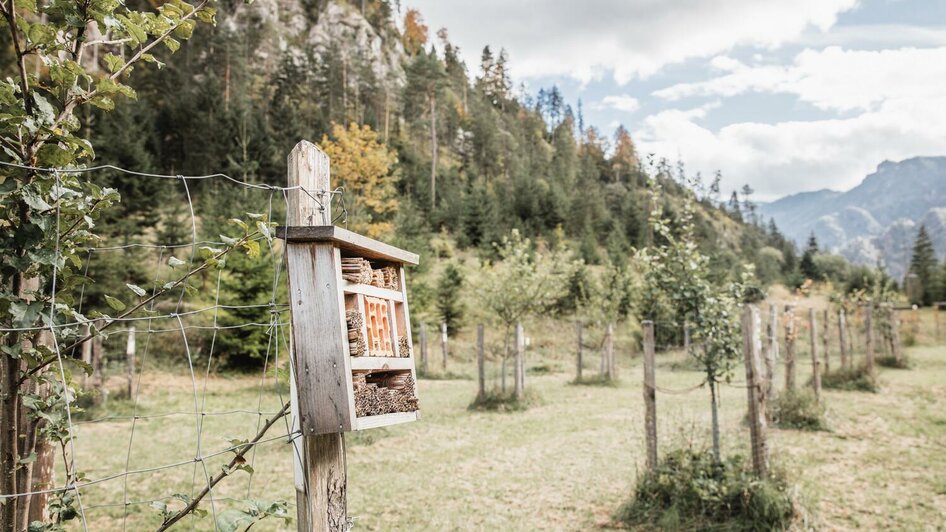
242,240,260,259
103,54,125,74
167,256,185,268
126,284,147,297
104,295,125,312
163,37,181,53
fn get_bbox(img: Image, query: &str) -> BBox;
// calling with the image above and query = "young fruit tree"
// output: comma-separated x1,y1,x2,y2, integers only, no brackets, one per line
0,2,265,529
477,230,569,388
637,180,754,462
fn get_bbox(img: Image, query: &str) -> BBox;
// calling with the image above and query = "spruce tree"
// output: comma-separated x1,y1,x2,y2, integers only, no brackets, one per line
908,224,937,305
799,232,821,281
436,262,465,333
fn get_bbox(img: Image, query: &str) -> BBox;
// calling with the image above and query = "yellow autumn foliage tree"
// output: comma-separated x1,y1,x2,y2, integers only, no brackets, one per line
320,122,400,238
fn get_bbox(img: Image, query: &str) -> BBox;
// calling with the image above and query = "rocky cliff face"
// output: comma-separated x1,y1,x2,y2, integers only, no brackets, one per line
760,156,946,279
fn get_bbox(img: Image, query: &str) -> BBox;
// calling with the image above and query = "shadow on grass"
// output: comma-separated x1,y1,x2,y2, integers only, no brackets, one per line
568,374,619,387
877,355,912,369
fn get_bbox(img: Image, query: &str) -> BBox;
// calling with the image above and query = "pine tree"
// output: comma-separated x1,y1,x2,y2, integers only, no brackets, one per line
908,224,937,305
436,262,465,333
799,232,821,281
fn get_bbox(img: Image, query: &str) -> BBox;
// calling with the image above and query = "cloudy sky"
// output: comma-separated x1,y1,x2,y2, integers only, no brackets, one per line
404,0,946,200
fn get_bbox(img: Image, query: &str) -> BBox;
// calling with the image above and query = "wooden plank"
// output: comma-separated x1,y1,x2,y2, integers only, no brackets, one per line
342,281,404,302
353,411,418,431
349,357,413,371
277,225,419,265
287,242,355,434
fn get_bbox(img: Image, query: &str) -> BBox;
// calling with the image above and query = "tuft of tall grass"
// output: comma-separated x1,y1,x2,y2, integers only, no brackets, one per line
614,448,800,531
821,365,879,393
771,389,828,431
467,388,540,412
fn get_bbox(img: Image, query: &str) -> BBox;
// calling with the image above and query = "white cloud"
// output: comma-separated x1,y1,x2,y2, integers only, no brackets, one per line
595,94,640,113
406,0,857,83
636,94,946,200
655,46,946,112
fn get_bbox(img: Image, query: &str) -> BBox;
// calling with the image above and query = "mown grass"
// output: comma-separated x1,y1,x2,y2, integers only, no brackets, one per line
64,311,946,530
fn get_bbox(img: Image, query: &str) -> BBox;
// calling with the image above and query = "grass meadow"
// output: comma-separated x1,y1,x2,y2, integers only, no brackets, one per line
67,307,946,530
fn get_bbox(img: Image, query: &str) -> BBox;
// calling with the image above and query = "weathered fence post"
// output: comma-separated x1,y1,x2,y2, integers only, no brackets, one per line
784,304,796,390
838,309,849,370
822,309,830,374
126,325,136,398
933,302,943,341
514,322,524,400
605,322,615,380
742,305,769,478
476,324,485,399
765,304,779,409
809,308,821,404
865,304,875,374
576,320,583,382
683,323,690,355
419,323,429,375
892,309,904,365
286,141,347,531
441,322,448,372
642,320,657,471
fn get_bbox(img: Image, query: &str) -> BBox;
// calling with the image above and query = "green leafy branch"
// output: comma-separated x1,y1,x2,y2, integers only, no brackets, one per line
155,401,291,531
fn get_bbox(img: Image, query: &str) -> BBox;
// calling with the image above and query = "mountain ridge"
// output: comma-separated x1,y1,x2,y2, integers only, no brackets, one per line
759,156,946,279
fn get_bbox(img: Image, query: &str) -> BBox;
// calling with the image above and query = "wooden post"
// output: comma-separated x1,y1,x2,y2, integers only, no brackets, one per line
683,323,690,355
576,321,583,382
821,309,830,374
933,303,940,340
287,140,348,532
742,305,769,478
514,323,524,400
605,322,615,380
642,321,657,471
440,322,448,373
865,304,875,374
126,326,136,398
764,304,779,409
838,309,849,371
784,305,796,391
809,308,821,404
892,310,904,365
419,323,428,375
476,324,485,399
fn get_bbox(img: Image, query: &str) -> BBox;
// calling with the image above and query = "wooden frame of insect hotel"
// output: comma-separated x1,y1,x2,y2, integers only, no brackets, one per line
280,144,420,437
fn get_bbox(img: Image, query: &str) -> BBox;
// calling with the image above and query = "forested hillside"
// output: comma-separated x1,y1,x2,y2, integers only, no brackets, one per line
84,0,795,269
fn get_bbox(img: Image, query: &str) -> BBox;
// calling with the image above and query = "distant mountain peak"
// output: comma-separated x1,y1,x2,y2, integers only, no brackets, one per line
759,155,946,279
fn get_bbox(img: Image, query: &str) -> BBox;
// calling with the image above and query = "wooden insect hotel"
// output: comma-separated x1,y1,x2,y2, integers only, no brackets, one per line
281,145,420,436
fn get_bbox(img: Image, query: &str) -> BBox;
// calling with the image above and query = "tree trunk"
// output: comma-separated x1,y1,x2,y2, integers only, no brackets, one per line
429,93,438,209
710,380,721,463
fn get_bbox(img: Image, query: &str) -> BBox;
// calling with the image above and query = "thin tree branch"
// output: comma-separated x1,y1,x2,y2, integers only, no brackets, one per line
156,401,291,531
20,230,261,382
3,0,32,118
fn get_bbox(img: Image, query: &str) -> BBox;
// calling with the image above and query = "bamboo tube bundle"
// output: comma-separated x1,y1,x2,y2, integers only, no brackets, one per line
341,257,373,284
346,309,366,356
370,269,385,288
354,373,418,417
379,266,399,290
397,336,411,358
